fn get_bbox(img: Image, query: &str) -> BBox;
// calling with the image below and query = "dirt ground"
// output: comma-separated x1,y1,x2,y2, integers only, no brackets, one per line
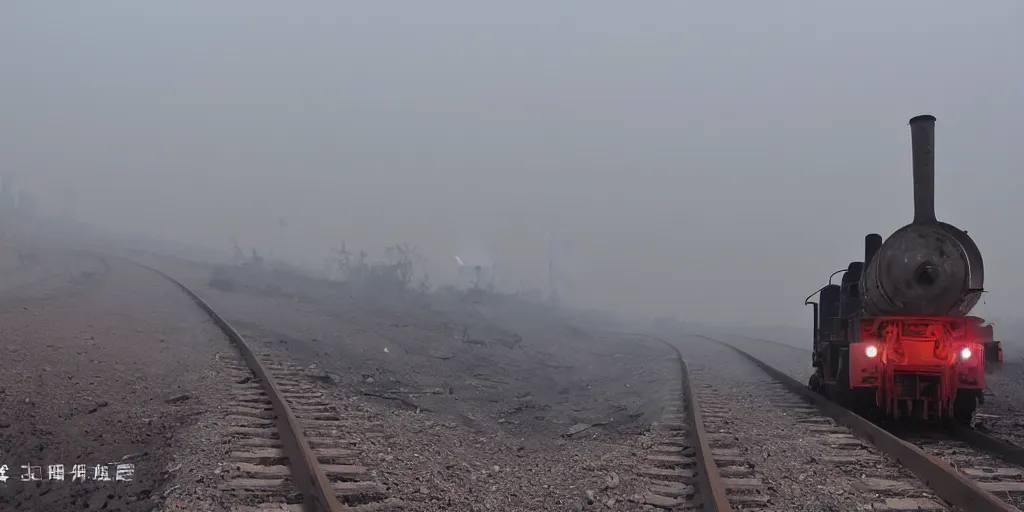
120,249,681,510
0,249,245,511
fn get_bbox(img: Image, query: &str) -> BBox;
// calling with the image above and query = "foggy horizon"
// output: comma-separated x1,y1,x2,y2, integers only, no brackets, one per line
3,2,1022,331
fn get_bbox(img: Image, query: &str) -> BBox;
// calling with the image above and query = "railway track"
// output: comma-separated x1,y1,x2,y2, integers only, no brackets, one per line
686,364,770,509
638,337,731,510
694,334,1024,512
640,335,947,511
118,257,391,511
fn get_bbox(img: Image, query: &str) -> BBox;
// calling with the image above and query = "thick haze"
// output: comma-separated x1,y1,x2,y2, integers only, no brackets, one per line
3,2,1022,330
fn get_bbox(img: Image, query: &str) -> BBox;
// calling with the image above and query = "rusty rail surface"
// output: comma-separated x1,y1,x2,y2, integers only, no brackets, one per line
638,334,733,511
677,352,733,511
693,334,1017,512
114,255,344,512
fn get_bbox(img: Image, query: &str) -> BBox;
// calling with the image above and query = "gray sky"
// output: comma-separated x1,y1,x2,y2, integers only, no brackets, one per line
2,1,1022,329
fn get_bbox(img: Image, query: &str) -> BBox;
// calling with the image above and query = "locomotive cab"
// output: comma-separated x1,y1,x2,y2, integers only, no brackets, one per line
976,322,1003,367
987,340,1004,364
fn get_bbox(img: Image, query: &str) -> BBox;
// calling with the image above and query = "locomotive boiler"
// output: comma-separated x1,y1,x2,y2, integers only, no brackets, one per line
805,115,998,423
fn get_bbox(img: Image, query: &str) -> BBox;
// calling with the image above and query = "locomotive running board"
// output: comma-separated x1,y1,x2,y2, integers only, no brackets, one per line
693,335,1016,512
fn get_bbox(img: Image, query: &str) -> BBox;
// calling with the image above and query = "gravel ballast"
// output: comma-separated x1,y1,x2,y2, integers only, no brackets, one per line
0,253,245,511
677,336,948,511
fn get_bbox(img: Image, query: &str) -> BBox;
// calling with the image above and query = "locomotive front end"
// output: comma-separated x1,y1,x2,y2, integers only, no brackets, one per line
848,316,986,421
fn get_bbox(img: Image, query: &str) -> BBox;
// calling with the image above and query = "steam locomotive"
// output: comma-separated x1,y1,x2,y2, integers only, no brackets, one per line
806,115,1000,424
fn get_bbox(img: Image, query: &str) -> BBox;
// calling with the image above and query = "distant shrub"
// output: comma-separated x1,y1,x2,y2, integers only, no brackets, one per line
331,242,430,295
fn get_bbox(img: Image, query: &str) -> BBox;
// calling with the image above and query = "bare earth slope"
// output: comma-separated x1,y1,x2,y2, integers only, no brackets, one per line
120,250,680,510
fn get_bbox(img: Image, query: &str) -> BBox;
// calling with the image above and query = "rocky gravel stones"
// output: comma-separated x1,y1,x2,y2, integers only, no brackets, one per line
0,255,244,511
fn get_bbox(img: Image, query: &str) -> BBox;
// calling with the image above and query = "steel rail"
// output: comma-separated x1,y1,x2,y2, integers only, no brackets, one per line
111,254,344,512
693,334,1016,512
617,332,733,511
677,350,733,511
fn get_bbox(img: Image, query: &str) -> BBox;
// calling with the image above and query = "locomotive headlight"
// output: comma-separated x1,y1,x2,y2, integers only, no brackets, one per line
865,345,879,358
960,347,972,360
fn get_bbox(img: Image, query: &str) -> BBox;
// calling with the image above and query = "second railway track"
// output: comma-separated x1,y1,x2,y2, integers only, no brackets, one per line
118,256,393,512
644,335,947,511
682,333,1024,511
730,334,1024,509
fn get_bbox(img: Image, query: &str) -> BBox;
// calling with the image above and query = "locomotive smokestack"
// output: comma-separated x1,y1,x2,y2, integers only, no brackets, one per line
909,114,937,224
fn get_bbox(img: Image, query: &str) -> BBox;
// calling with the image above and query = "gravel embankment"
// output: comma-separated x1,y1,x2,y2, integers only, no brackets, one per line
107,249,684,510
677,336,948,512
0,253,244,511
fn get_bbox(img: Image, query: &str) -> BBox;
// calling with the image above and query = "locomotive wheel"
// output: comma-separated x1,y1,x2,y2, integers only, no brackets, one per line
852,389,880,421
952,390,980,426
830,352,854,408
825,378,854,409
808,372,824,394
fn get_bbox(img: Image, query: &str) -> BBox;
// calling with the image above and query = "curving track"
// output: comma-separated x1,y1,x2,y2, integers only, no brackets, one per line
630,334,730,510
694,334,1024,511
111,256,391,511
